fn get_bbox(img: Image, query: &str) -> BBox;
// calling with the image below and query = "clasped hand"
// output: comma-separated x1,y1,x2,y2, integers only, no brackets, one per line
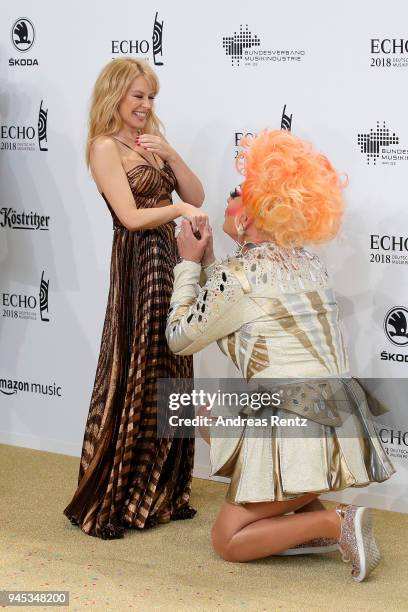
177,219,215,266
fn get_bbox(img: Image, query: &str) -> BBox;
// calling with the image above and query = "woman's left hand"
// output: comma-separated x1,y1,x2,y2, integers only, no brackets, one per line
177,219,211,264
137,134,178,163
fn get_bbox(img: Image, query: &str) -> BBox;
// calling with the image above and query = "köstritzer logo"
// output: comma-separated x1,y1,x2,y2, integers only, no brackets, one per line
384,307,408,347
0,208,50,231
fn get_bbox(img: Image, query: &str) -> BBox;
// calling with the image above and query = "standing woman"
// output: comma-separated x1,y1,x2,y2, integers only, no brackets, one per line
64,58,206,539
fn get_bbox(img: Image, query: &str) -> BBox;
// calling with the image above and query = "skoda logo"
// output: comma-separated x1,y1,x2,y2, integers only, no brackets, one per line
11,18,35,53
384,306,408,347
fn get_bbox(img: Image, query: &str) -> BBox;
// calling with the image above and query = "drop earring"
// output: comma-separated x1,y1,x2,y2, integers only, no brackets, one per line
234,219,247,254
234,218,245,241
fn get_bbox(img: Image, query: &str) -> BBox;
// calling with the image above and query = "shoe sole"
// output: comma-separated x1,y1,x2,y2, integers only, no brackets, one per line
352,507,381,582
276,544,339,556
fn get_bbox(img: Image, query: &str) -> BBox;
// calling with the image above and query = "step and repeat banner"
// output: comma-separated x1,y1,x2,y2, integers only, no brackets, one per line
1,0,407,511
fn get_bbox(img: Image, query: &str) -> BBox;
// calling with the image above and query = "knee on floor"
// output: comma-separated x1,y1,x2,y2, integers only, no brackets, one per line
211,525,240,562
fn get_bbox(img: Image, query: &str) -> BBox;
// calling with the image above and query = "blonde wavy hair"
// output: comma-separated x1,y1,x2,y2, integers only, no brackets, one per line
86,58,163,166
238,130,347,247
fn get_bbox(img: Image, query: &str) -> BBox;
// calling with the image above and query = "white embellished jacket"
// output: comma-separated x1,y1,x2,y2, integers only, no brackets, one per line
166,243,349,383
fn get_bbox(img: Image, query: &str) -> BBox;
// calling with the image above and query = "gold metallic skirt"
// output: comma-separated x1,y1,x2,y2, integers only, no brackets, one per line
209,378,396,504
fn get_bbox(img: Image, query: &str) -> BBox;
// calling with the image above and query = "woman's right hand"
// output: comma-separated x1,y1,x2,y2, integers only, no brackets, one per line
178,202,208,233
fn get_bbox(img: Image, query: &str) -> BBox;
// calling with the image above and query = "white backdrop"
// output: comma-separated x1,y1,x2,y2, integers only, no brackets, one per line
1,0,408,512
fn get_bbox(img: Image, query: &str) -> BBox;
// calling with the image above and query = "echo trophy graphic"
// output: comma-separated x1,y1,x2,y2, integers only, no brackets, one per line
1,271,50,322
280,104,293,131
38,100,48,151
111,12,164,65
357,121,408,165
234,104,293,169
0,100,48,152
222,25,305,67
152,12,164,66
39,271,50,322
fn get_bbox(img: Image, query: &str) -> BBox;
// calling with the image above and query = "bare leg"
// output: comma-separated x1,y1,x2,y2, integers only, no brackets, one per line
212,497,340,562
199,407,335,559
294,497,326,513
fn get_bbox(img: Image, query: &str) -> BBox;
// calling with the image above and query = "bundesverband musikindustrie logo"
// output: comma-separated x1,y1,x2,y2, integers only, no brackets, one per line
357,121,408,166
222,24,305,67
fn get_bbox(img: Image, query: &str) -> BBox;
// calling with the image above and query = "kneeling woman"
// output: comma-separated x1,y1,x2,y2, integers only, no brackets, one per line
165,130,395,582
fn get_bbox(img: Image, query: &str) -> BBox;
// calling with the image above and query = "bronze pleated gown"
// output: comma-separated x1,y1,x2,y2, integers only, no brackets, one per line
64,152,196,539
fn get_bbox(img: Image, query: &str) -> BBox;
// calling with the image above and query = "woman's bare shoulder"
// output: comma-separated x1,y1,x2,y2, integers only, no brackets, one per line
91,135,117,155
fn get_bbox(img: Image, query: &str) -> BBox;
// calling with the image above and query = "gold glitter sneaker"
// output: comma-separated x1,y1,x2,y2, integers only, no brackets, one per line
276,537,339,556
336,503,381,582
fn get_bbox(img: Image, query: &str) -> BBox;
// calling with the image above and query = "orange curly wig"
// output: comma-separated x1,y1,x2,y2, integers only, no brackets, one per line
238,130,347,247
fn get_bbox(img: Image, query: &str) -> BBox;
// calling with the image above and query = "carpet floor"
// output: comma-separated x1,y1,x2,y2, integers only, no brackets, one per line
1,443,407,611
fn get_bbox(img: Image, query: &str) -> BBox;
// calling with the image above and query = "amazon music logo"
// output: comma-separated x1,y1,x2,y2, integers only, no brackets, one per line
111,12,164,66
0,100,48,152
1,271,50,323
0,377,62,397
